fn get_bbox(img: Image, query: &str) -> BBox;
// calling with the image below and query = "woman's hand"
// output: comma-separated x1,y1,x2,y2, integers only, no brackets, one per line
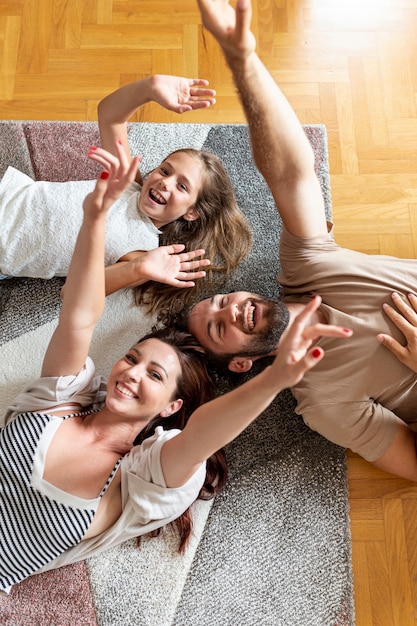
42,140,139,377
148,75,216,113
84,141,139,215
269,295,352,389
377,292,417,373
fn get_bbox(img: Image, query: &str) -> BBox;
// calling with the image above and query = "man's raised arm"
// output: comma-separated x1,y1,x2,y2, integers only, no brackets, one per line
197,0,328,238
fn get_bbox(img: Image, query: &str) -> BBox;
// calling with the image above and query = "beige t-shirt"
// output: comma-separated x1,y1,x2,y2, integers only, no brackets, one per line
279,223,417,462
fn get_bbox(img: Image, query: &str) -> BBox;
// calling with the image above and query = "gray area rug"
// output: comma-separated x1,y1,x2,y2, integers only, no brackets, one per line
0,121,354,626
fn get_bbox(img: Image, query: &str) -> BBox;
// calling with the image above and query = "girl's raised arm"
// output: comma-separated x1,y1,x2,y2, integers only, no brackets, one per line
97,75,216,180
161,296,352,487
41,142,139,378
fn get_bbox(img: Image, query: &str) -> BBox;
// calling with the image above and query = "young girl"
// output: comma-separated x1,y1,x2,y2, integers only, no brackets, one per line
0,75,253,315
0,142,346,593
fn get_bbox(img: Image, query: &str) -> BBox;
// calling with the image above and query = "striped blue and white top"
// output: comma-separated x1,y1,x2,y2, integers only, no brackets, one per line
0,410,121,592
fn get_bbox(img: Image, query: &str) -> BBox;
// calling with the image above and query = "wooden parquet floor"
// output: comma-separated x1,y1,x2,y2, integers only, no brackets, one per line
2,1,417,623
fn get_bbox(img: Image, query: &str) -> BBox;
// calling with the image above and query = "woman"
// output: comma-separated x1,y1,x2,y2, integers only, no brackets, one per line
1,141,350,593
0,75,253,317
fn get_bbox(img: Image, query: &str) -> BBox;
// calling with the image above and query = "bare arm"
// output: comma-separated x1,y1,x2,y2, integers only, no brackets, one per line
42,143,139,378
98,74,216,180
161,296,351,487
197,0,327,238
372,423,417,482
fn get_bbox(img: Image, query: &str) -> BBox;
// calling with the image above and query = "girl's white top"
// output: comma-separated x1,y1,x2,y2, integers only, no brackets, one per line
0,167,161,278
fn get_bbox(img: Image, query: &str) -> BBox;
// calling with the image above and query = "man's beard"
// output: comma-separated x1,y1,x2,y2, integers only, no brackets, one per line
238,297,290,357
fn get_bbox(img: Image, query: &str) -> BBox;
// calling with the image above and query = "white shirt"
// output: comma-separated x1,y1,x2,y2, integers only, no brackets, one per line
0,167,160,278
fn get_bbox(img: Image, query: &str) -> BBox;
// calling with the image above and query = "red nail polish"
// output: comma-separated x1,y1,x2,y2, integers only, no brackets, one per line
100,171,109,180
89,145,97,151
312,348,321,359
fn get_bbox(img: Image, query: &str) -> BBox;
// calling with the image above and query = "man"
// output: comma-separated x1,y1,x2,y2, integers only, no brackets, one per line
191,0,417,482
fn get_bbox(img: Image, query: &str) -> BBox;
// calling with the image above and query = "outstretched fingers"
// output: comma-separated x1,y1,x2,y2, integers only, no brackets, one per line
302,322,353,342
88,146,119,171
290,294,322,332
189,80,216,99
171,247,211,286
197,0,256,61
177,80,216,111
163,245,211,269
276,295,352,386
234,0,253,44
179,249,211,269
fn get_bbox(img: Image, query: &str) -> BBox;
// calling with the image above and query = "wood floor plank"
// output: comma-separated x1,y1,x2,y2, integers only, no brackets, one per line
402,499,417,621
0,16,20,99
383,499,416,625
351,542,373,626
367,541,395,626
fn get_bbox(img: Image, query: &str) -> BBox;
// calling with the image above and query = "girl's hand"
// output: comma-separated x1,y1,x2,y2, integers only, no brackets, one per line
149,75,216,113
84,140,140,216
377,292,417,373
128,245,210,288
270,295,352,389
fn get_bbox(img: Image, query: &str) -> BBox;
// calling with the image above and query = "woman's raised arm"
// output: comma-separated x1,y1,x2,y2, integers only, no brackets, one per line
41,142,139,378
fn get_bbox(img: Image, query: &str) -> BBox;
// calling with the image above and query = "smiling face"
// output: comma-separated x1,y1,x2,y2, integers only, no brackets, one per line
187,292,290,363
138,152,203,229
106,338,183,424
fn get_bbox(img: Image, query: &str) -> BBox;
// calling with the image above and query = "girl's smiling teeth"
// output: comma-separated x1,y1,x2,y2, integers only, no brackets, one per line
116,382,137,398
149,189,166,205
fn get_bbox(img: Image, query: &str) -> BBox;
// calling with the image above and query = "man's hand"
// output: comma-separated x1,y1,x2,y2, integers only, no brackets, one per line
197,0,256,62
377,292,417,373
127,245,210,288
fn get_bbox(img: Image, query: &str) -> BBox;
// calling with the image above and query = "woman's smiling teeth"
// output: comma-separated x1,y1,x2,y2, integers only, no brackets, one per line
116,382,137,398
149,189,166,205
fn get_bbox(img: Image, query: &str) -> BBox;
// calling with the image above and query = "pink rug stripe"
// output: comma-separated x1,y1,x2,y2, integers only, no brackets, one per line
0,563,97,626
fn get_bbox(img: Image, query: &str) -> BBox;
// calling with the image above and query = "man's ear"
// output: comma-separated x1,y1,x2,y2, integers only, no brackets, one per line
228,356,254,373
182,208,199,222
160,398,183,417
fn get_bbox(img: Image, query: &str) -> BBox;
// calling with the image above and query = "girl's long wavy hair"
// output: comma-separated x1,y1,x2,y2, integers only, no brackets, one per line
134,148,253,317
133,326,228,553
